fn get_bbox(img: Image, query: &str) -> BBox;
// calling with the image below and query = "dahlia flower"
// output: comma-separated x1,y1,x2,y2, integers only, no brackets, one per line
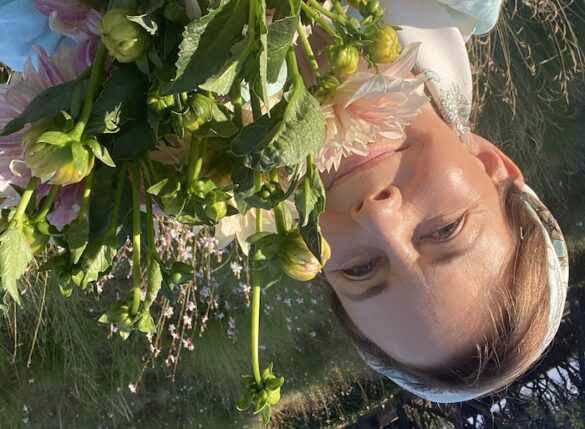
0,45,92,229
316,43,429,172
33,0,101,72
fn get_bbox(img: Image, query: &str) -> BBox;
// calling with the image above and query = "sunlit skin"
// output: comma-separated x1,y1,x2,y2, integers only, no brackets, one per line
319,103,524,369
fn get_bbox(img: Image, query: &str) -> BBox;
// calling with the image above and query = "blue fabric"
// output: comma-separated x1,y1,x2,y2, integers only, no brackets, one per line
437,0,502,35
0,0,64,71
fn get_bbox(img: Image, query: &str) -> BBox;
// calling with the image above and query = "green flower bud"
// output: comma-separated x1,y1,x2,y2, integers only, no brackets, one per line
327,45,360,77
183,94,215,132
147,90,175,113
205,200,228,222
23,129,94,185
359,0,383,19
277,231,331,282
314,74,341,98
367,25,401,64
98,8,151,63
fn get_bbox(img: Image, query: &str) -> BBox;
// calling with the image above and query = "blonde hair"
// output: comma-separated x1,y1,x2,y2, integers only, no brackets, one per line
326,181,551,396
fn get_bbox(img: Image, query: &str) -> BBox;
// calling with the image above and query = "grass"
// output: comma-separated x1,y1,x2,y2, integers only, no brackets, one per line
0,1,585,428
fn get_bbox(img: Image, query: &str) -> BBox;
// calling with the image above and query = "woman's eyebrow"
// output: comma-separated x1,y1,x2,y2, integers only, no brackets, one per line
341,282,388,302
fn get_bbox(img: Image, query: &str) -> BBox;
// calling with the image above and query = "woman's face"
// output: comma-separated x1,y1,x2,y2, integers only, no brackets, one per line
319,104,523,369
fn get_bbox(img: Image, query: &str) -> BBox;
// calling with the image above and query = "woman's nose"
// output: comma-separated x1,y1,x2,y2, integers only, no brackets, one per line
350,185,402,230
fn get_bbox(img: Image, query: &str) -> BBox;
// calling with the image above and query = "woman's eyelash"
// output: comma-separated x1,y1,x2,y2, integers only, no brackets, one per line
341,257,380,280
429,216,465,241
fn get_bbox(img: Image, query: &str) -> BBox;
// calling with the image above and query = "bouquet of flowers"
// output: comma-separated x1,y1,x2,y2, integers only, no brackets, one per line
0,0,425,423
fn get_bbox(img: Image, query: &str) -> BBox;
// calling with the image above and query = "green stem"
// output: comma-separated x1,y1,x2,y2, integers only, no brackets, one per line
12,177,40,227
231,82,243,128
143,154,158,184
144,191,156,311
145,192,155,254
297,22,322,79
251,169,263,388
250,91,262,120
70,42,107,140
30,185,59,224
78,171,94,219
308,0,341,23
287,48,303,84
129,162,142,317
247,0,256,41
300,2,340,41
330,0,347,18
107,163,128,236
187,136,207,190
269,169,287,235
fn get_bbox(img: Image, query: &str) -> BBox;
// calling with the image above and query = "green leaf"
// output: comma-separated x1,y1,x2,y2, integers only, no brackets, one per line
77,233,118,288
98,300,130,324
258,404,271,425
294,161,324,226
88,166,130,241
231,83,324,170
71,141,91,176
147,178,181,197
266,16,298,83
63,217,90,264
236,391,252,411
127,14,159,35
36,131,71,147
111,118,157,161
84,138,116,167
199,39,250,96
252,0,269,110
299,212,323,264
144,257,162,309
0,228,33,304
87,64,149,134
165,0,248,94
1,77,86,136
265,376,284,391
137,312,156,333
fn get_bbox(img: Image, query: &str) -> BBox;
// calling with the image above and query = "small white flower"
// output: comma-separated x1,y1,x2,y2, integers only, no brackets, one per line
182,338,195,351
128,383,137,393
230,261,243,278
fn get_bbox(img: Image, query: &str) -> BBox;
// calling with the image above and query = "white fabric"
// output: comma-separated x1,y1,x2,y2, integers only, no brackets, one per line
381,0,475,137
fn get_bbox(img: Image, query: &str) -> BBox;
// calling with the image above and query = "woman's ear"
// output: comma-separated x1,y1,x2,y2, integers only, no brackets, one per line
467,132,525,185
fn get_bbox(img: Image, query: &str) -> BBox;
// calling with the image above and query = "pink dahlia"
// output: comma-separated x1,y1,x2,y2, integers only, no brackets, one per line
33,0,101,70
0,45,92,230
316,43,429,172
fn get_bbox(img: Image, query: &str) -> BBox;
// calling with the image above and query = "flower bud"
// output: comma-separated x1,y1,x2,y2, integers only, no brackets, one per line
314,74,341,98
147,90,175,113
23,129,95,185
277,231,330,282
183,94,215,132
367,25,401,64
327,45,360,77
359,0,383,19
205,200,228,222
98,8,151,63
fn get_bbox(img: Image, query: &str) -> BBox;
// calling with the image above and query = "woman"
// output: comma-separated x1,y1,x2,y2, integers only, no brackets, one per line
318,0,569,402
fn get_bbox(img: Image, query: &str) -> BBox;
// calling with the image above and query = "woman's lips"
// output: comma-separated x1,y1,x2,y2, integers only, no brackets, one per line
328,141,409,189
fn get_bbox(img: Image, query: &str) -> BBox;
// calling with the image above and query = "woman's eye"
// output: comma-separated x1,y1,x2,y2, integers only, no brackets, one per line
430,216,464,241
341,258,380,280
